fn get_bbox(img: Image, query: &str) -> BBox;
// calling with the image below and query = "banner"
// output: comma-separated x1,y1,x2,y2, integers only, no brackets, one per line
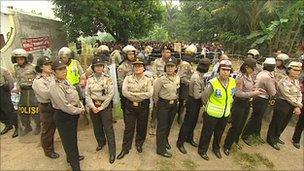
21,36,51,52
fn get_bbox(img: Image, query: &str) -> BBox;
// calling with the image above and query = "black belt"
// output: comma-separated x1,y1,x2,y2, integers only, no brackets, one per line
125,98,149,107
20,85,32,90
159,98,177,104
39,102,51,105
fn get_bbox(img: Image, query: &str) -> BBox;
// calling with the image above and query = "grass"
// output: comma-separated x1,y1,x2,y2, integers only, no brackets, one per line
232,146,275,170
182,159,198,170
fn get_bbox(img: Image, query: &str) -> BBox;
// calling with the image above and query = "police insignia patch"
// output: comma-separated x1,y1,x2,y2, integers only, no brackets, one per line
215,89,222,97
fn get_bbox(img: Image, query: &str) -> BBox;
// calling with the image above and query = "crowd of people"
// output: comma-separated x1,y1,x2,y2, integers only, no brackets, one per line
0,42,303,171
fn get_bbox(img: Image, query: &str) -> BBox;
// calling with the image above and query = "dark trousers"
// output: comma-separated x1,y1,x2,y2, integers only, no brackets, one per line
0,85,17,126
224,97,250,149
150,104,157,129
122,99,149,151
156,98,177,153
177,96,201,144
198,113,228,154
54,110,80,171
267,98,294,144
292,112,304,143
177,83,189,121
119,88,126,114
90,104,116,156
242,96,268,138
39,103,56,155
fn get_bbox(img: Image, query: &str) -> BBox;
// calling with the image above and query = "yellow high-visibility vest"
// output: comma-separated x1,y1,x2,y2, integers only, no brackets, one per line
66,59,80,85
206,77,236,118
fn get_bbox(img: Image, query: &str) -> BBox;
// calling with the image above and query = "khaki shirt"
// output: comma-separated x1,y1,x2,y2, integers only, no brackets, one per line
189,71,205,99
0,67,14,90
14,63,36,87
274,67,287,81
117,60,133,88
85,73,114,110
122,74,153,102
110,50,122,65
178,60,193,85
255,70,276,98
278,76,302,108
235,72,256,98
153,74,180,101
32,74,55,103
50,79,83,115
252,63,263,83
152,58,166,78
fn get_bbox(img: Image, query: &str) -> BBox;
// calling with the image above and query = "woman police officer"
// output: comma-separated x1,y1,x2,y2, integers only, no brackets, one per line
49,59,85,171
85,57,116,164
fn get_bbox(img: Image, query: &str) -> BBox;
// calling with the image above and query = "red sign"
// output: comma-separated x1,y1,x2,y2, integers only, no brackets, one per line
21,36,51,52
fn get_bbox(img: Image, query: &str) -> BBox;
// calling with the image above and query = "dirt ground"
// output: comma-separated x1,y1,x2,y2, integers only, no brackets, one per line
0,113,303,171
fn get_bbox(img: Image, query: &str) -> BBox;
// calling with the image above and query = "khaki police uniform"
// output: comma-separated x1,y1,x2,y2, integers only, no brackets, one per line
50,59,84,171
32,74,57,156
154,73,180,154
0,67,18,137
120,74,153,152
177,70,205,148
152,58,166,78
85,73,116,156
267,75,302,147
14,63,40,134
242,69,277,140
117,60,133,113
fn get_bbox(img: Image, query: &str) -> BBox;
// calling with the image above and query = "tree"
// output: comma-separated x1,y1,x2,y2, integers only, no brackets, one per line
52,0,164,43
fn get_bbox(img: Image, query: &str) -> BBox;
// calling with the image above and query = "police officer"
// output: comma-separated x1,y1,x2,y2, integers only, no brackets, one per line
242,58,277,146
223,57,264,156
12,48,40,135
117,57,153,159
117,45,137,115
50,59,85,171
177,58,211,154
267,61,302,150
149,46,172,135
198,60,236,161
247,49,263,82
154,57,180,158
0,67,18,138
32,56,59,159
274,53,290,81
177,44,195,124
85,57,116,164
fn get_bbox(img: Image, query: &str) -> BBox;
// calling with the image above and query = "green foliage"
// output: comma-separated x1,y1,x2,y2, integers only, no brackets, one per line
52,0,164,43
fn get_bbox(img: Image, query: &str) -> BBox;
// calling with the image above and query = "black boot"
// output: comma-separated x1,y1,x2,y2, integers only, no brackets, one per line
20,126,33,136
0,125,13,135
12,125,18,138
117,150,129,160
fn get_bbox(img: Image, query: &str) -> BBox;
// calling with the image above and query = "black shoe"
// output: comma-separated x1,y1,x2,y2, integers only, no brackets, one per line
45,152,60,159
277,138,285,145
96,144,105,151
268,143,280,151
34,126,41,135
1,125,13,135
20,127,33,136
199,153,209,161
165,143,171,150
186,140,198,147
157,151,172,158
12,128,18,138
67,155,85,163
293,142,300,149
136,146,143,153
213,150,222,159
177,143,187,154
109,154,115,164
223,148,230,156
117,150,129,160
242,137,252,146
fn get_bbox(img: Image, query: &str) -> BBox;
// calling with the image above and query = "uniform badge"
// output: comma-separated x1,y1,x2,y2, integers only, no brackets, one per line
215,89,222,97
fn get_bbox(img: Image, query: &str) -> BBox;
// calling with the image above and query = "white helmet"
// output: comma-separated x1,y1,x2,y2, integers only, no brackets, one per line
263,57,276,65
276,53,289,61
97,45,110,52
58,47,72,59
12,48,28,58
185,44,197,54
122,45,136,53
247,49,260,56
